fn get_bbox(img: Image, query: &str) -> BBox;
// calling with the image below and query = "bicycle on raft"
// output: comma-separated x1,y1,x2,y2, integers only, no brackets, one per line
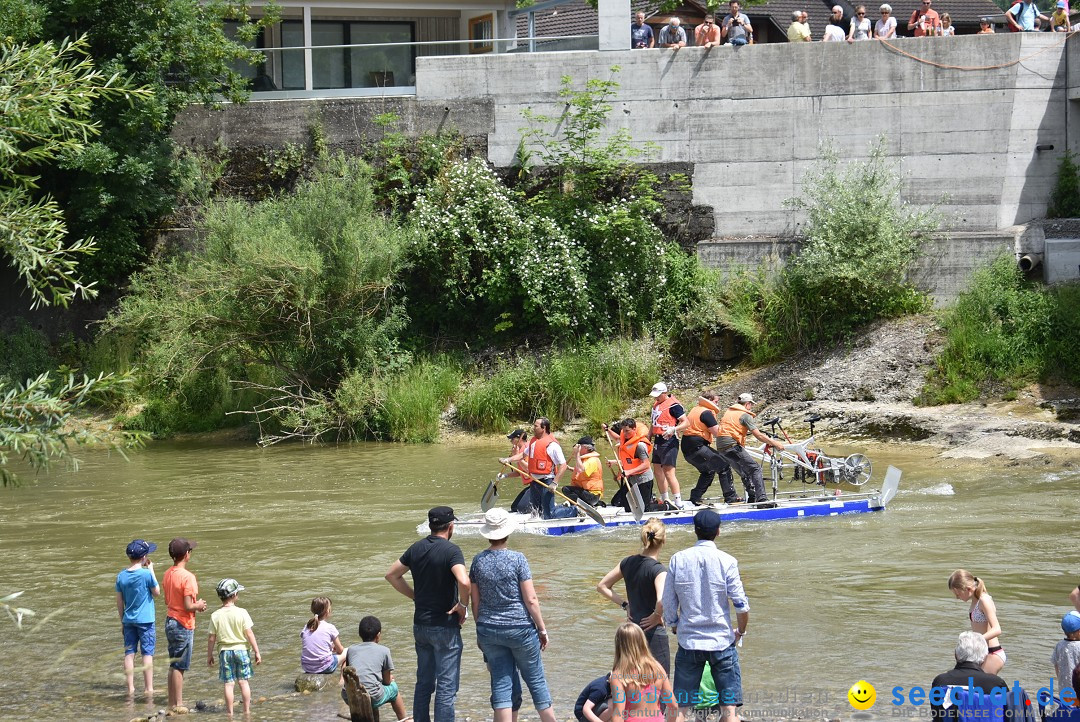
745,414,874,498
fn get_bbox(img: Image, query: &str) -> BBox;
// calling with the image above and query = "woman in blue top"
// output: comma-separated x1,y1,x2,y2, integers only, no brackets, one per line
470,507,558,722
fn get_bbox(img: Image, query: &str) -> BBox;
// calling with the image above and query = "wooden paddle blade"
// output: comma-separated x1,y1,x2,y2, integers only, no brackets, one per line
628,482,645,522
481,480,498,511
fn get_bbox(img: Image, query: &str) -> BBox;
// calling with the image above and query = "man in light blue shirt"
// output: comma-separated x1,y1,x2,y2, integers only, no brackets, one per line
661,509,748,721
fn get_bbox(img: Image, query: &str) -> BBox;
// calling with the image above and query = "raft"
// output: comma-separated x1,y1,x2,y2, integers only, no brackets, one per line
423,466,902,537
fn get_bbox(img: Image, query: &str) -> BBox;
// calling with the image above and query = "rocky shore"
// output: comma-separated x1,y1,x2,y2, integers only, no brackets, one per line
671,315,1080,465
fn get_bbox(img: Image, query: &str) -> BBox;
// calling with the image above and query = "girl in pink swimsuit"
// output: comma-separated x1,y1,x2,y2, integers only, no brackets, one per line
610,622,675,722
949,569,1006,674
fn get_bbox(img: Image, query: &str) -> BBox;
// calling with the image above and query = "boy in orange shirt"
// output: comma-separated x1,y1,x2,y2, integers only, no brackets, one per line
163,538,208,713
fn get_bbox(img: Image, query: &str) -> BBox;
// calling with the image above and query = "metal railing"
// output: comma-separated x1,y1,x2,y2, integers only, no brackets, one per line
241,35,600,98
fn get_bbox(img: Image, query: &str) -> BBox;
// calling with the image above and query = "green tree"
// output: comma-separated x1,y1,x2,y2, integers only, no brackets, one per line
25,0,278,286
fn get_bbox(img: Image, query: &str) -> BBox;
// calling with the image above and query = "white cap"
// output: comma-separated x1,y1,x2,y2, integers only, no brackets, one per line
650,382,668,398
738,393,755,404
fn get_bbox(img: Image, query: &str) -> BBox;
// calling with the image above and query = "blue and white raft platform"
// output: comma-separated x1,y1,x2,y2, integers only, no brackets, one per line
425,466,902,537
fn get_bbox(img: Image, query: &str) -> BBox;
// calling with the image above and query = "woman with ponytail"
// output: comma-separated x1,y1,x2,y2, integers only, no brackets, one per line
948,570,1006,674
597,518,671,674
300,597,346,674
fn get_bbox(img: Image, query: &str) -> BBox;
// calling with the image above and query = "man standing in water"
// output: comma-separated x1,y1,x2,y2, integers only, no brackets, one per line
680,391,738,506
650,382,690,508
715,393,784,504
663,509,749,721
385,506,471,722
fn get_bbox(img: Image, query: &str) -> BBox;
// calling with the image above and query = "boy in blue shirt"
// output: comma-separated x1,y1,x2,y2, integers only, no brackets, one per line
116,539,161,697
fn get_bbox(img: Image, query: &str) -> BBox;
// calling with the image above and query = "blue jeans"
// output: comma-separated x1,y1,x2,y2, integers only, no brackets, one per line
165,617,194,671
476,624,553,711
673,645,742,708
413,623,463,722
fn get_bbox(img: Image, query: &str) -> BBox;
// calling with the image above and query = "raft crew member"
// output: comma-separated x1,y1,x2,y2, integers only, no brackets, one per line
605,419,655,512
680,391,739,505
505,429,534,514
501,418,575,520
562,436,604,507
715,393,784,504
649,382,690,509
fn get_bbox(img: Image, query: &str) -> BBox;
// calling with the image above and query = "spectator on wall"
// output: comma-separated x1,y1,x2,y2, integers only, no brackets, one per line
658,17,687,48
940,12,955,34
908,0,942,36
722,1,753,46
977,17,995,32
631,11,655,49
823,18,847,40
876,4,898,37
788,11,812,41
848,5,873,40
695,14,722,48
1051,1,1070,31
1006,0,1050,30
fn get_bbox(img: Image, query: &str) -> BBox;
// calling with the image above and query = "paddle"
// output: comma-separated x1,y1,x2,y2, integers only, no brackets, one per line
500,461,605,526
480,478,499,511
603,427,645,522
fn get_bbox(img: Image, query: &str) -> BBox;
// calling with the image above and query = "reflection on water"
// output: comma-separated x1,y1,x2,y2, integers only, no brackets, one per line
0,439,1077,720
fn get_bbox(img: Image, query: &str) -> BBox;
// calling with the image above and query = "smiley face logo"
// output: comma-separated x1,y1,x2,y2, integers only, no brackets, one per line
848,680,876,710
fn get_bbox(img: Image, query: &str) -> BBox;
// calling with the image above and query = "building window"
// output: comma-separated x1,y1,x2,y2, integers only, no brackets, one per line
280,20,415,90
469,14,494,53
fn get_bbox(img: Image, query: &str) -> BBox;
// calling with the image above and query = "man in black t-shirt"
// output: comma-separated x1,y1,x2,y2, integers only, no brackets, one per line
385,506,470,722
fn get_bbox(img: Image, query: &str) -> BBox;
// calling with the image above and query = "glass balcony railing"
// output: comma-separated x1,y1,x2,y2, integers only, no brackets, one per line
238,35,600,98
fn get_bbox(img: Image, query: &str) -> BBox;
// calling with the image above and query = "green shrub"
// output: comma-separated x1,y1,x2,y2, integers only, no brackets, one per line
919,255,1068,404
0,321,54,385
456,338,662,432
380,358,462,443
102,156,413,440
683,139,936,362
1048,151,1080,218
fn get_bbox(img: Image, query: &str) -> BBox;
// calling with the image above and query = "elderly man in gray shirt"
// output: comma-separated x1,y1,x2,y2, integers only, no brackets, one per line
662,509,749,722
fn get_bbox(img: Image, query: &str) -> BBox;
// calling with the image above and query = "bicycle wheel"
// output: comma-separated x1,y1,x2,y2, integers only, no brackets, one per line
843,454,873,486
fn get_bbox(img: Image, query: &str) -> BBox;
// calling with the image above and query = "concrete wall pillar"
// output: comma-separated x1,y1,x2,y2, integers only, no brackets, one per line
598,0,630,51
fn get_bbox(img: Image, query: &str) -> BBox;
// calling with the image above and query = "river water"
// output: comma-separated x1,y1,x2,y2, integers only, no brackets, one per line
0,439,1077,721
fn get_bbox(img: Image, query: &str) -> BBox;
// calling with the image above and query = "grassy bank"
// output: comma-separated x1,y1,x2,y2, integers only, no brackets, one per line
920,255,1080,404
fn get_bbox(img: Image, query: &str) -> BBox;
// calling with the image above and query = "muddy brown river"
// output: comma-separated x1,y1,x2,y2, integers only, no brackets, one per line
0,439,1076,721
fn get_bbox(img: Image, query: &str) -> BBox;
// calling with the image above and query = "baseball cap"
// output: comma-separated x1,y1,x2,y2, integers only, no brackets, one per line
125,539,157,559
1057,1,1067,8
168,538,197,560
577,436,595,446
694,509,722,533
216,578,245,600
506,429,525,441
1063,611,1080,634
650,382,668,398
738,393,755,404
428,506,457,525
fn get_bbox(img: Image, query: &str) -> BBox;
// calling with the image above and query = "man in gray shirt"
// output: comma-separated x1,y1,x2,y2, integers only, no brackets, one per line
658,17,687,48
714,393,784,503
722,1,753,45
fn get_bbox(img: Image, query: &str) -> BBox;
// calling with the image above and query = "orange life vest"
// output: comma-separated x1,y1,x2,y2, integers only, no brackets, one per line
528,436,559,477
571,452,604,494
718,404,755,447
651,394,681,435
618,430,653,473
683,397,722,444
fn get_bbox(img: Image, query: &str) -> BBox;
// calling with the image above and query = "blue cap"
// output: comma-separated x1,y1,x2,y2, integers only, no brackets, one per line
694,509,722,532
1063,611,1080,634
125,539,157,559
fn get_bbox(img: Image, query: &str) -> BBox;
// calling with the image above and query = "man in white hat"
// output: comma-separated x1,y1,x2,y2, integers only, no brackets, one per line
714,393,785,503
649,381,691,509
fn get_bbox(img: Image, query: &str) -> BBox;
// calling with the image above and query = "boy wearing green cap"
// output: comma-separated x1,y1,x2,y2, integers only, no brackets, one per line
208,578,262,715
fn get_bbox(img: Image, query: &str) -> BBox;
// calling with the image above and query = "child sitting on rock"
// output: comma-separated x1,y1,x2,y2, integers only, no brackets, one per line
300,596,347,674
342,615,409,721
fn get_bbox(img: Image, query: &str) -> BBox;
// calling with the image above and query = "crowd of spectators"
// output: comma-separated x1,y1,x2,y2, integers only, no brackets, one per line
629,0,1080,49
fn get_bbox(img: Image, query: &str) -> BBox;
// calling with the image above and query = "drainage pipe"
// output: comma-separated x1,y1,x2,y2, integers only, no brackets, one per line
1018,253,1043,273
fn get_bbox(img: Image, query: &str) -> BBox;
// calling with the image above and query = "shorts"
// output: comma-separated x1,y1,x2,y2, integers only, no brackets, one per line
218,649,254,682
165,617,194,671
314,656,339,674
341,680,399,708
673,645,743,708
652,436,679,467
122,622,156,656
